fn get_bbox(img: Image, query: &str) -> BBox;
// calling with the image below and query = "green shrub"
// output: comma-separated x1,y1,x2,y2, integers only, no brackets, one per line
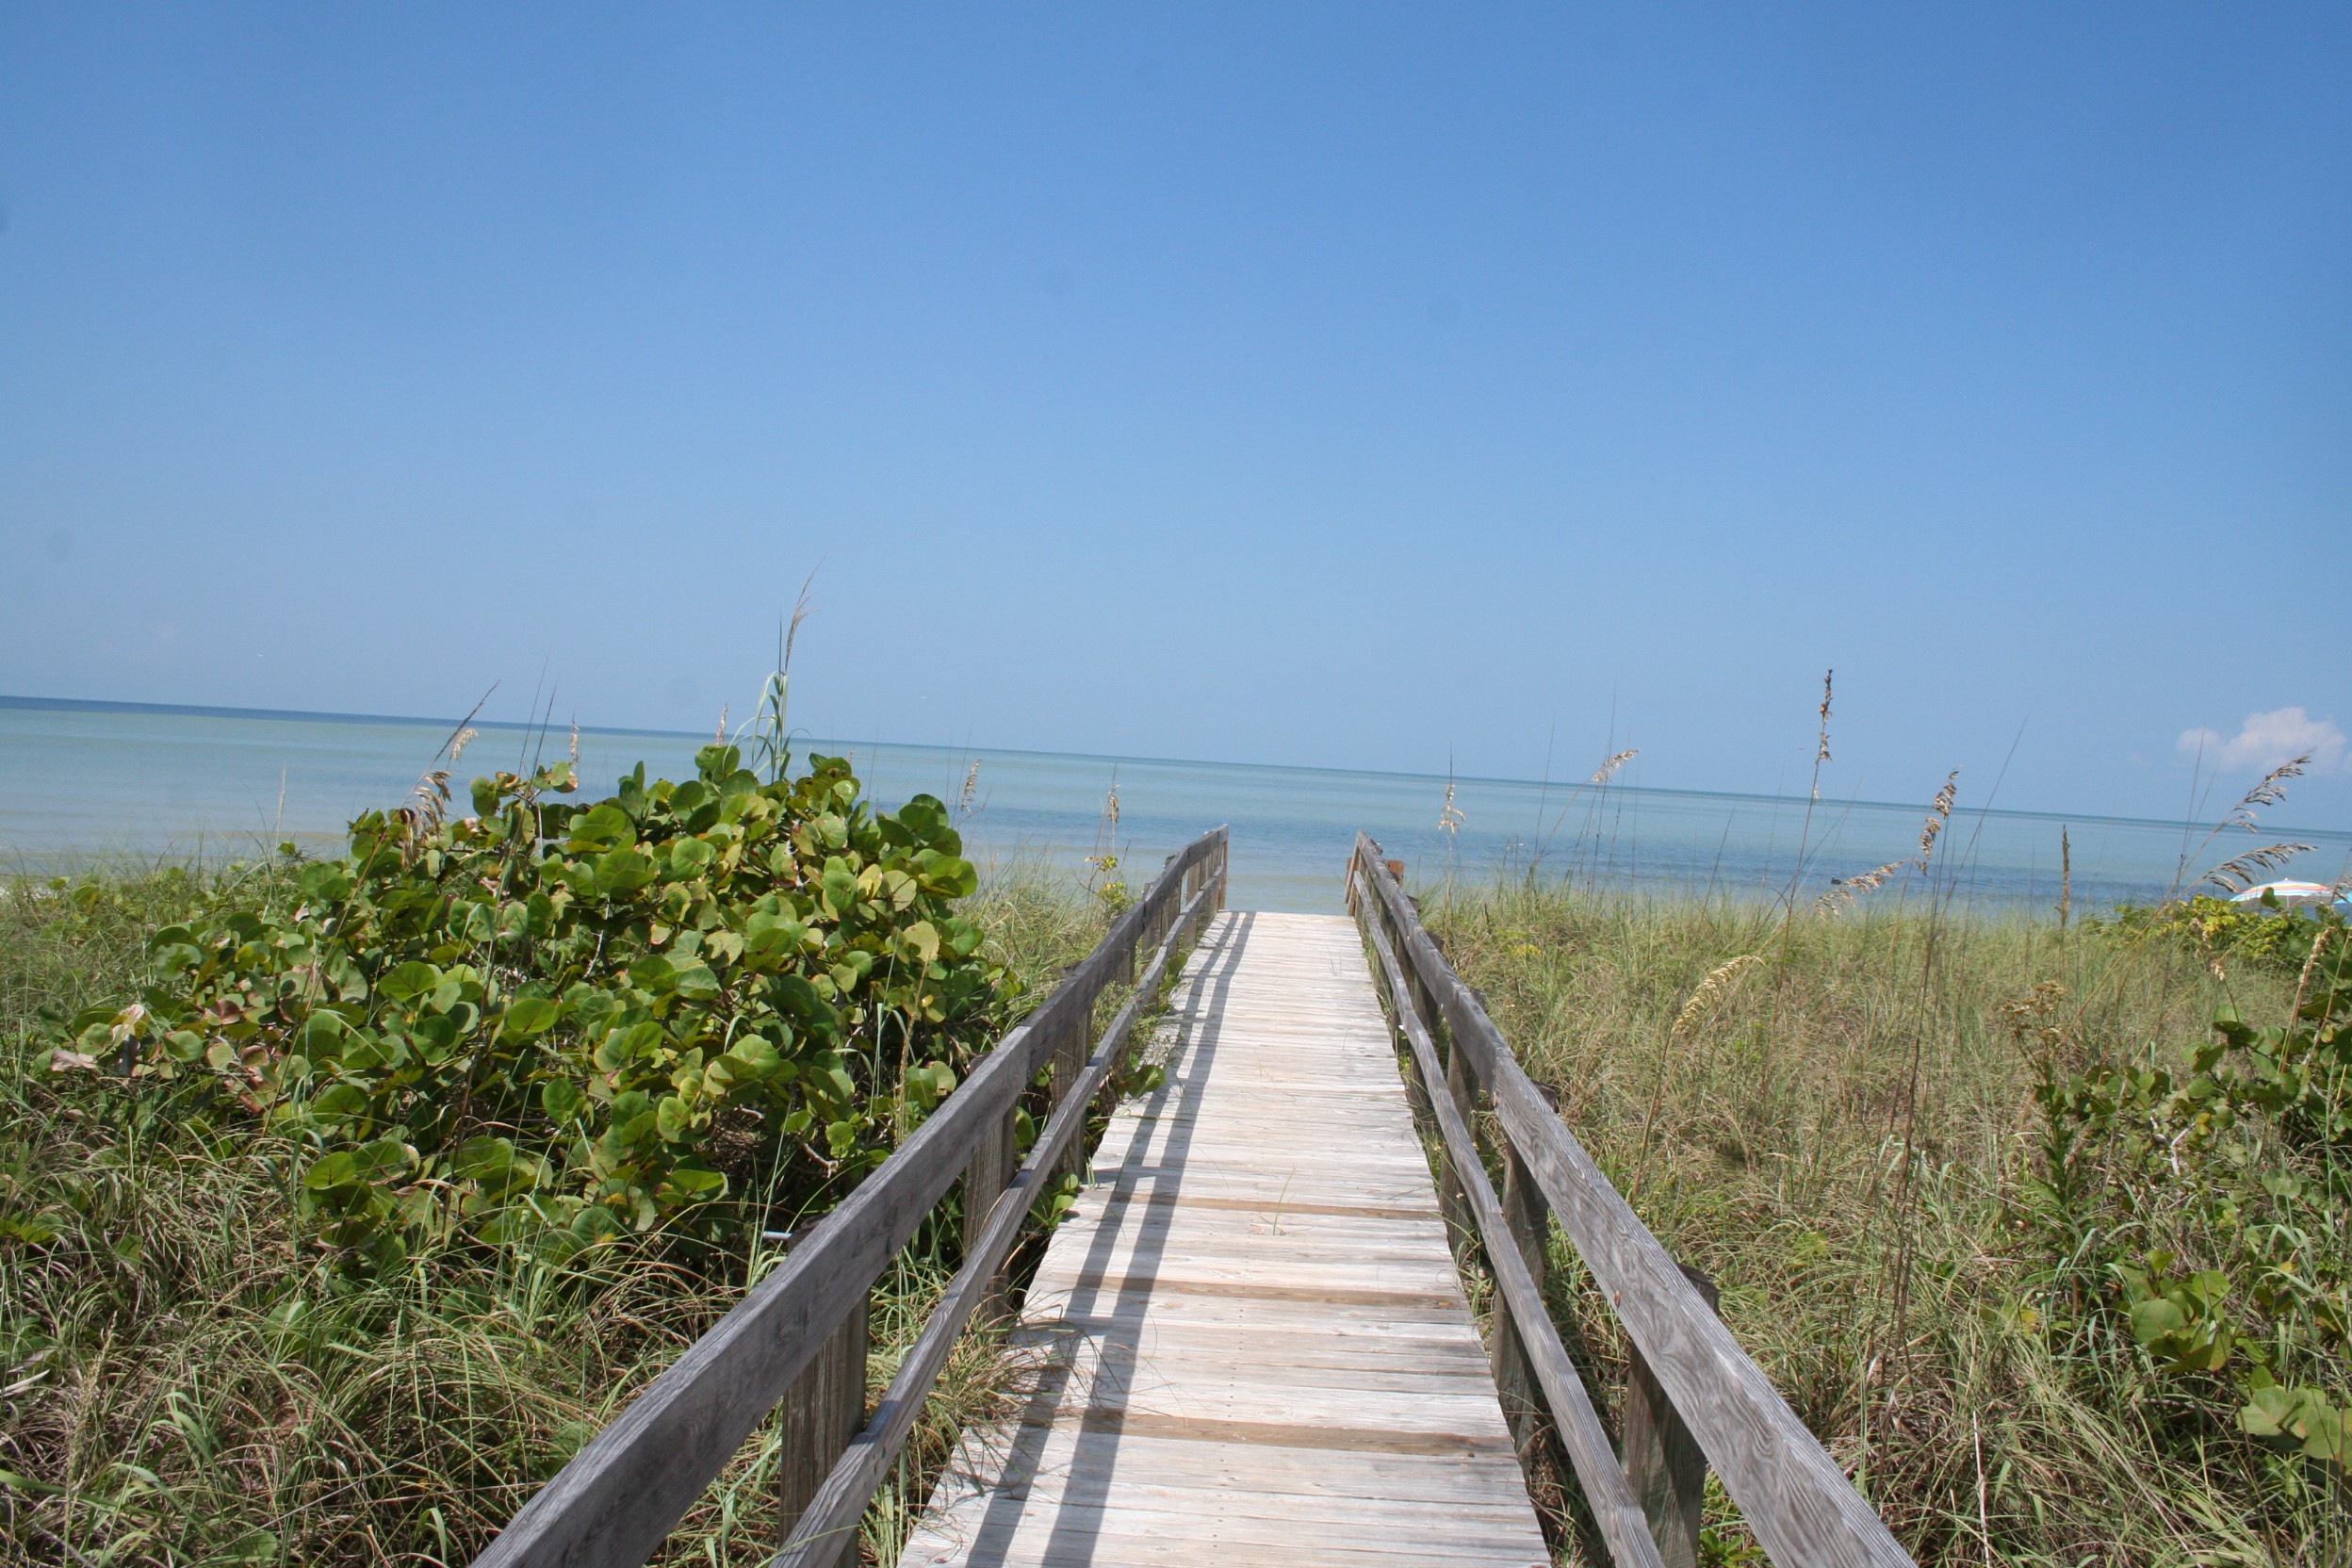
34,745,1004,1273
2029,909,2350,1475
2095,893,2335,973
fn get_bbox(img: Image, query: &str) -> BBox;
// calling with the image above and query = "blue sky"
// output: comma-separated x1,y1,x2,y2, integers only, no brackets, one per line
4,3,2348,827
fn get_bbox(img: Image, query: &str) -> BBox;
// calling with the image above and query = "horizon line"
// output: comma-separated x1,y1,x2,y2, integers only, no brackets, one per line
8,690,2347,843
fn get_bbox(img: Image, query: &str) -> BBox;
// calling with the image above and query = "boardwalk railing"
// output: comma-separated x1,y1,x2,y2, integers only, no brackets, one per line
1348,836,1915,1568
471,827,1230,1568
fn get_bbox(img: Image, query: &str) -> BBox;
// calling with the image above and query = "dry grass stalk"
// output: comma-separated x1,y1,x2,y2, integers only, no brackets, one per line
2199,841,2319,895
2174,751,2315,898
1670,953,1765,1041
2226,753,2310,831
1811,670,1834,798
2290,925,2333,1025
396,727,479,858
1918,770,1960,870
1590,749,1638,786
1439,781,1465,834
1816,859,1909,914
2058,825,2072,931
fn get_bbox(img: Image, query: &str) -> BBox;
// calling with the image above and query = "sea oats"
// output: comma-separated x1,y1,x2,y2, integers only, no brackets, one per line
1816,859,1909,914
2198,841,2318,895
1671,952,1766,1041
1919,771,1960,870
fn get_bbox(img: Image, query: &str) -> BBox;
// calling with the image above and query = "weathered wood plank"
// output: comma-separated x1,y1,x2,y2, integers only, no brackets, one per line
775,1296,868,1568
898,912,1549,1568
1488,1144,1551,1455
1625,1265,1722,1568
912,1426,1541,1507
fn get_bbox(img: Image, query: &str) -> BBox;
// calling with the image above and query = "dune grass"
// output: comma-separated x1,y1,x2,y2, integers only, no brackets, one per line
17,850,2342,1567
1428,882,2342,1567
0,861,1104,1568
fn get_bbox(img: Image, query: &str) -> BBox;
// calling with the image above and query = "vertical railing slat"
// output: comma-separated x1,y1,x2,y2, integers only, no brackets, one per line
775,1296,869,1567
1624,1265,1722,1568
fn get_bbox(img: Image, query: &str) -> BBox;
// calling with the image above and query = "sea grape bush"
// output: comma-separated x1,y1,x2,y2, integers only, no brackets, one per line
41,745,1004,1271
2093,893,2331,973
2028,908,2351,1473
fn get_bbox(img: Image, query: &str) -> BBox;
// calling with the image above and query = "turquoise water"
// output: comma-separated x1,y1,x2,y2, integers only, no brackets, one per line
7,696,2350,915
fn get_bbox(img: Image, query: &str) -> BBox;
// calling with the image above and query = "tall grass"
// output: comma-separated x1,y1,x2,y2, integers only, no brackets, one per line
1429,883,2337,1566
0,862,1103,1568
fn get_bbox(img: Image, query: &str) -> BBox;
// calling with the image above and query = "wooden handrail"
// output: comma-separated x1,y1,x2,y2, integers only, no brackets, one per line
470,827,1230,1568
771,874,1221,1566
1357,893,1668,1568
1348,836,1915,1568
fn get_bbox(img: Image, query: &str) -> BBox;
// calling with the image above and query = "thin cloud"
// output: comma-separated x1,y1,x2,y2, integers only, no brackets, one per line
2178,706,2348,775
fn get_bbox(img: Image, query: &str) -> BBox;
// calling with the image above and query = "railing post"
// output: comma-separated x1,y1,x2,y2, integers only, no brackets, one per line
1622,1264,1720,1568
777,1293,869,1568
963,1105,1018,1319
1438,1037,1487,1266
1051,1002,1091,1187
1391,938,1473,1254
1490,1141,1553,1454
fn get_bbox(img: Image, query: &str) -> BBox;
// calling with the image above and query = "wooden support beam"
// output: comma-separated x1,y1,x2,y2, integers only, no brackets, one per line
1490,1144,1553,1455
1624,1265,1722,1568
776,1295,868,1568
961,1107,1018,1322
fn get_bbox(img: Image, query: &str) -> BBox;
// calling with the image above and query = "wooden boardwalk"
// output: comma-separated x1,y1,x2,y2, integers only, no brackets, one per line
899,910,1550,1568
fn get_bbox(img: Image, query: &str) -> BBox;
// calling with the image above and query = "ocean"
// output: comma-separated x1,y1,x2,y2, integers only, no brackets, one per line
7,695,2348,916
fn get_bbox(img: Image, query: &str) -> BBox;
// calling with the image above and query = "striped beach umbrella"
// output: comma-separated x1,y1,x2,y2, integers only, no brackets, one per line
2229,881,2351,913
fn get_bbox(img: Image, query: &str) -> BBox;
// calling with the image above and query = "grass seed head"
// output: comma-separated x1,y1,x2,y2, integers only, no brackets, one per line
1919,770,1960,868
1670,952,1766,1040
2198,841,2319,895
1591,749,1639,786
2229,752,2311,829
1816,859,1908,914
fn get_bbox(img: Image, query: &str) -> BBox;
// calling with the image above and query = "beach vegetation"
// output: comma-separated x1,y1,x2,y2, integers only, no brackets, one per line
1431,886,2347,1565
1,787,1102,1565
35,744,1000,1275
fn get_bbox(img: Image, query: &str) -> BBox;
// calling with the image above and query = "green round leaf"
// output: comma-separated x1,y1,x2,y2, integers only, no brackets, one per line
595,846,659,896
379,961,443,1003
302,1152,360,1190
567,803,636,852
451,1135,517,1177
543,1079,585,1123
499,997,562,1039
